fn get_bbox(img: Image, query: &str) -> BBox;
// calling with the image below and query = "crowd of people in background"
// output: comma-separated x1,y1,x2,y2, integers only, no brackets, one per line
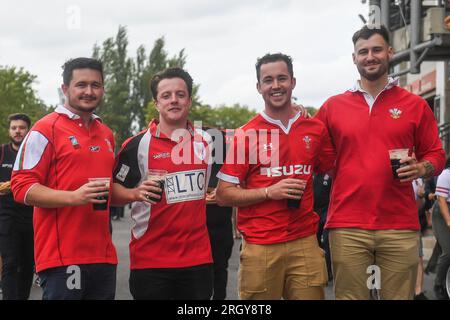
0,24,449,300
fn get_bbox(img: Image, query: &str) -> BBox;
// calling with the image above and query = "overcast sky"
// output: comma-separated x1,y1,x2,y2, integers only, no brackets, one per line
1,0,368,111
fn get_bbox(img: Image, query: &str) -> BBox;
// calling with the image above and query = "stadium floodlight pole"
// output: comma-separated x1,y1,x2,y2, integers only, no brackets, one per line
410,0,422,74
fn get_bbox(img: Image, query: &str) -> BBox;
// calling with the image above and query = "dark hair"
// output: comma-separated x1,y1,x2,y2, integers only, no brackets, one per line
445,155,450,169
150,67,193,99
352,25,390,46
8,113,31,128
62,57,104,85
255,53,293,82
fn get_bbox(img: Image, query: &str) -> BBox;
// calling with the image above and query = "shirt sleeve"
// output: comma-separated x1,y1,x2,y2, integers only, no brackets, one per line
415,100,445,176
314,101,329,128
435,169,450,199
11,130,52,204
113,136,143,188
315,124,336,174
217,129,249,185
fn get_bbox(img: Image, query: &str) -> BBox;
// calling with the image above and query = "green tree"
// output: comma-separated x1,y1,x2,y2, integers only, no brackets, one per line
93,26,135,147
0,66,48,143
138,37,202,131
146,101,256,130
306,106,318,116
93,28,190,146
205,104,257,129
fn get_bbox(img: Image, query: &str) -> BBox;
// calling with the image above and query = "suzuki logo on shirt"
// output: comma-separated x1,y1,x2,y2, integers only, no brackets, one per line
2,164,12,169
89,146,101,152
261,164,312,177
165,169,206,204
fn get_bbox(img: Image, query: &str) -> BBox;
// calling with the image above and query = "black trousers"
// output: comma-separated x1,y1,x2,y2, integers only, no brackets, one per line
206,204,234,300
316,213,332,281
0,220,34,300
129,264,213,300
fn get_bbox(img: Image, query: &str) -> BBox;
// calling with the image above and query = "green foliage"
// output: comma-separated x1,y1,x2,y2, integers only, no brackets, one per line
306,106,318,116
0,66,49,143
94,26,257,142
93,27,189,146
198,104,257,129
146,101,257,130
93,26,135,147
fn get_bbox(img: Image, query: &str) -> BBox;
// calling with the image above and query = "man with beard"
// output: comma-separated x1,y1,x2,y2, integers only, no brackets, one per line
0,113,34,299
315,25,445,300
11,58,117,300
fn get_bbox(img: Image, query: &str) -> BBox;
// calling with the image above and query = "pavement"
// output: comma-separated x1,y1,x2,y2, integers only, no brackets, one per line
1,213,441,300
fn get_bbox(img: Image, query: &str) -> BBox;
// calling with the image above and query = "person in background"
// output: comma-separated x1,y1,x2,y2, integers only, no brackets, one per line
313,173,333,282
205,128,234,300
0,113,34,300
432,156,450,300
412,178,428,300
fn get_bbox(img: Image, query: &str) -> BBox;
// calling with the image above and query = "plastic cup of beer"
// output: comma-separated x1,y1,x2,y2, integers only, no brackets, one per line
88,177,110,211
287,179,307,209
389,148,409,179
147,169,168,202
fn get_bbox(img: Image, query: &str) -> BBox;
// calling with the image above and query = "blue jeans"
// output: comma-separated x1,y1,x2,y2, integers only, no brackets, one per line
39,264,116,300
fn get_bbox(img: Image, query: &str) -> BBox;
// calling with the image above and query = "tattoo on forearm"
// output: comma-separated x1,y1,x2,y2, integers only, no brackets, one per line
422,160,434,178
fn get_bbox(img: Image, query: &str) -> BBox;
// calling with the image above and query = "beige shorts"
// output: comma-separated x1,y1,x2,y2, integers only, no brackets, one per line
239,234,327,300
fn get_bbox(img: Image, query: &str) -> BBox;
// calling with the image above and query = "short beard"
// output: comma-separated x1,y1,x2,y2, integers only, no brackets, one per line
357,63,388,81
10,136,23,148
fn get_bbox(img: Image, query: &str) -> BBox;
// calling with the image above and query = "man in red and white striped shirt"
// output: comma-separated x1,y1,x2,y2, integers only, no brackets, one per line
111,67,213,300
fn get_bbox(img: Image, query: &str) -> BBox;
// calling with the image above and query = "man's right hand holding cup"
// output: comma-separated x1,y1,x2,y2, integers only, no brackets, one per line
266,178,306,201
136,180,163,204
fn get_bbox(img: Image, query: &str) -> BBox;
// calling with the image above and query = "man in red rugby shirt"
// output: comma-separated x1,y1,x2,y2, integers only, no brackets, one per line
11,58,117,300
216,53,336,300
111,67,214,300
316,25,445,300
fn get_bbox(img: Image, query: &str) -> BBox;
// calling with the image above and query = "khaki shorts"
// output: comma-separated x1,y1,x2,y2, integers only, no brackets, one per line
329,228,419,300
239,235,327,300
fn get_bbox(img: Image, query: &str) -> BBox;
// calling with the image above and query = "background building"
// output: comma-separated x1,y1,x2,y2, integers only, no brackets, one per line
368,0,450,152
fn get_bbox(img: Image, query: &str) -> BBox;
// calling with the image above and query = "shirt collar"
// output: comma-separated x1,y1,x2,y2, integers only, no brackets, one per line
55,105,102,121
148,119,196,139
349,77,399,93
259,110,302,135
